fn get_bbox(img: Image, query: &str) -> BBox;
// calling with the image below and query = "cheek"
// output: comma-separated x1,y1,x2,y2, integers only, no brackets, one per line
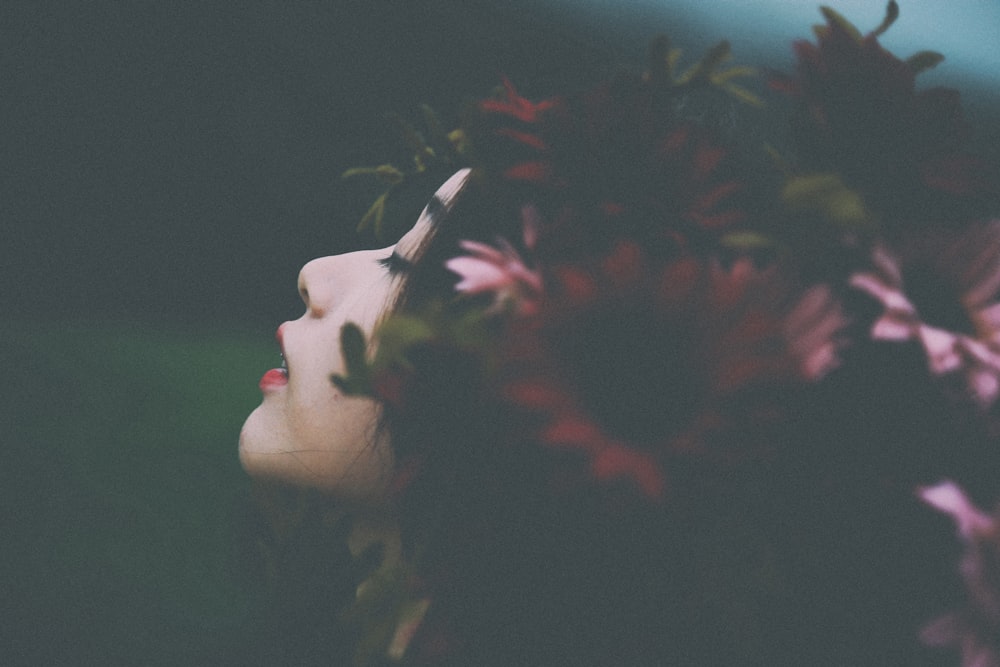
293,395,390,495
289,383,369,445
281,320,388,474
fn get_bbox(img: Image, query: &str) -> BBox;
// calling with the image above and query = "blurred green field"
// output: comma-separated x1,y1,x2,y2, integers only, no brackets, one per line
1,320,278,664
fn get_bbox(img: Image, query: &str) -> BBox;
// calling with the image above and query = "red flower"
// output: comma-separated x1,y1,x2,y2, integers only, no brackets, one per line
473,77,562,186
479,77,559,125
469,76,753,262
499,242,846,500
772,7,997,225
539,77,751,259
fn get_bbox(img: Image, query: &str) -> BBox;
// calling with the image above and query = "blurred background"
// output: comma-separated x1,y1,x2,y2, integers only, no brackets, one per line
2,1,997,663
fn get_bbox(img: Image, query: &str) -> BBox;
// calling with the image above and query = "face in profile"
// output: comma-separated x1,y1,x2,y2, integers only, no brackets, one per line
239,169,470,500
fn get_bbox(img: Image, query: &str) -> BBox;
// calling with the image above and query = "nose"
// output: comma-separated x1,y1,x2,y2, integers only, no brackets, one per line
298,255,341,317
297,251,375,317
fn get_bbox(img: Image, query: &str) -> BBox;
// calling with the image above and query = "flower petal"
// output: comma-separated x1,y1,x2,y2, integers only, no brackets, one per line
446,257,510,294
591,444,665,500
919,325,962,374
871,315,915,342
917,480,992,540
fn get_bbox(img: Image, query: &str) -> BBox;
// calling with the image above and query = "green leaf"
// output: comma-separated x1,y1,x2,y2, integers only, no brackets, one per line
871,0,899,38
329,373,350,393
389,113,435,169
702,40,733,68
783,173,870,231
721,82,764,108
721,231,776,250
819,6,863,42
344,561,408,666
342,322,370,376
677,40,732,86
670,40,760,106
332,322,372,395
712,65,756,84
342,166,380,179
342,164,405,185
420,104,452,157
448,128,469,155
906,50,945,75
375,164,406,184
355,191,388,235
371,315,435,371
452,308,493,349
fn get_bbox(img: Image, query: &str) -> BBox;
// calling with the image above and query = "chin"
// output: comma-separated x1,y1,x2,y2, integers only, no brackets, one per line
238,403,394,502
238,404,301,482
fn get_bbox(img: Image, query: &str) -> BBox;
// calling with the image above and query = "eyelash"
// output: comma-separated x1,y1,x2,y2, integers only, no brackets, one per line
424,195,445,222
377,251,413,275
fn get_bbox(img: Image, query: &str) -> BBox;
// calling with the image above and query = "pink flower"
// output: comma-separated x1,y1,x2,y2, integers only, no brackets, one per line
445,206,543,315
784,283,848,381
699,258,846,390
849,221,1000,407
919,481,994,539
918,480,1000,666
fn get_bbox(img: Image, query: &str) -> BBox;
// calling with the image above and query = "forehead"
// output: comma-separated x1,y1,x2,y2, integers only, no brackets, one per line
395,168,470,259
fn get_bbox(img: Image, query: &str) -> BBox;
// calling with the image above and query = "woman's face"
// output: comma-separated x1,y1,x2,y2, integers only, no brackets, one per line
239,169,469,500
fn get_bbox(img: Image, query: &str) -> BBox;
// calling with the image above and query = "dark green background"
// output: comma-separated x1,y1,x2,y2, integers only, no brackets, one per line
2,0,670,329
1,3,661,663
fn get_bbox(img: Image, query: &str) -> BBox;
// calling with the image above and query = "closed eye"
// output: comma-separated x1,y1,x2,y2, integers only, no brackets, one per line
377,251,414,275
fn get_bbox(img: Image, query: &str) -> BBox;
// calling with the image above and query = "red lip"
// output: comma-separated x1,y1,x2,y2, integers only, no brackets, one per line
259,368,288,392
261,323,291,392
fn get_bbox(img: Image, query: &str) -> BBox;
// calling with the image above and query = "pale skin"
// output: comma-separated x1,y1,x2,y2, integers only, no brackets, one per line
239,169,470,501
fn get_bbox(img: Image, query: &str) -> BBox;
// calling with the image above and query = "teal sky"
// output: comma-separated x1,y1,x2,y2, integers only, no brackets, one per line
542,0,1000,90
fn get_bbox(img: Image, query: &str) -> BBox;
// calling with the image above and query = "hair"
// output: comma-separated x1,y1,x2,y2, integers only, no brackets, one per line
352,48,997,661
368,113,871,666
369,176,518,479
372,175,805,665
371,182,970,664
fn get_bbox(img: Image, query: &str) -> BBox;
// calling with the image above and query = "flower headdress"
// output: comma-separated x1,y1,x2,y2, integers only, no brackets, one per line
337,4,1000,664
